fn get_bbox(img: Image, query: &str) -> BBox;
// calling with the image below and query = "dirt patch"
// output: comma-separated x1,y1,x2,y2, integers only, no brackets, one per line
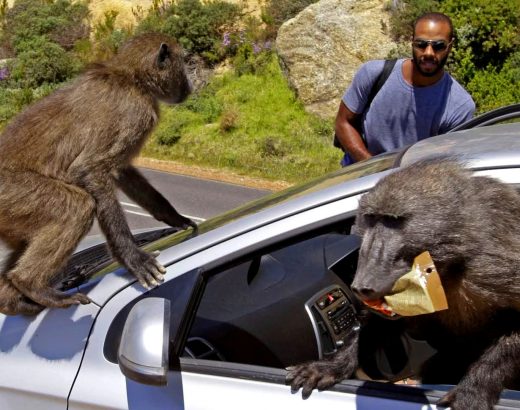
134,157,293,192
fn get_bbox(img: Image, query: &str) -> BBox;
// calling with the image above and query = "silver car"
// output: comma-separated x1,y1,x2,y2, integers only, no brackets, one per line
1,106,520,410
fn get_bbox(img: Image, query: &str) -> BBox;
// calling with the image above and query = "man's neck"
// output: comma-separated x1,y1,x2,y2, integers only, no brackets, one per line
402,59,444,87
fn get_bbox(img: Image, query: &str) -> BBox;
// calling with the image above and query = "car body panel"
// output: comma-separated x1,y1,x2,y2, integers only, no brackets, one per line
70,194,446,409
401,123,520,168
0,302,99,410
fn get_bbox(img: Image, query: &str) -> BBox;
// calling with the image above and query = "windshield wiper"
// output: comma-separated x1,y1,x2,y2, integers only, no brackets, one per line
59,227,180,290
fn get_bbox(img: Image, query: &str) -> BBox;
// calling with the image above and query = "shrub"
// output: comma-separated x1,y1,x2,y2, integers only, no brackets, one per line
262,0,319,32
183,88,223,123
2,0,90,52
441,0,520,70
465,54,520,113
0,0,89,86
135,0,242,64
258,136,287,158
8,36,80,87
219,106,239,133
0,83,57,128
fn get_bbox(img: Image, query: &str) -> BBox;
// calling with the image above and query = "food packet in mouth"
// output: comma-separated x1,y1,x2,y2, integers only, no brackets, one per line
363,251,448,318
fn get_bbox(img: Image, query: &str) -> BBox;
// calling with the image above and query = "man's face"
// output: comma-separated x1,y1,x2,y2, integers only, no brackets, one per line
412,19,453,77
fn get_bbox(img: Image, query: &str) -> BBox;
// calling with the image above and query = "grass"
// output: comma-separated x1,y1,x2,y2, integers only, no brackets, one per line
142,54,342,184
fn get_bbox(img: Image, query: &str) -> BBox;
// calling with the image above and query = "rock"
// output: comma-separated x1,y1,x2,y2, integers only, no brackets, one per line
276,0,396,119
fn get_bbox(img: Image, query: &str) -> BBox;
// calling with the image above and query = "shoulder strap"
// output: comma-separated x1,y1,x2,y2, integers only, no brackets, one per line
365,59,397,110
333,59,397,153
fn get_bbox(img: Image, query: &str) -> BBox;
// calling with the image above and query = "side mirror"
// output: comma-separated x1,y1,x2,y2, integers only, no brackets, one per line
118,297,171,386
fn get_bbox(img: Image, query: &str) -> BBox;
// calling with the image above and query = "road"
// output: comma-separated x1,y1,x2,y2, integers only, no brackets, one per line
89,168,273,235
0,168,271,269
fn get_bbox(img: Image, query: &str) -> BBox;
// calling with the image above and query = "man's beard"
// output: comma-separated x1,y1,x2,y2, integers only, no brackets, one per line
412,49,449,77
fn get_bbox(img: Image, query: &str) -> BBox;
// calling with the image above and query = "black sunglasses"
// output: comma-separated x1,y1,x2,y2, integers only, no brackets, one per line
412,39,452,52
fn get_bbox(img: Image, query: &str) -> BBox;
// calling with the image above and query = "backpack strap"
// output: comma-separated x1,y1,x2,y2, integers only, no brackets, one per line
334,59,397,154
365,58,397,110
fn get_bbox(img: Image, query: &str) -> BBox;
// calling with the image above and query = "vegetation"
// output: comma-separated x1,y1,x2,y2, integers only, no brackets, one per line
134,0,242,64
262,0,320,35
0,0,517,184
143,55,339,183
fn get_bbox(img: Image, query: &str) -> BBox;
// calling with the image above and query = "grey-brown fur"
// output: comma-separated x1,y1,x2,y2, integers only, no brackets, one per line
0,33,195,316
287,158,520,409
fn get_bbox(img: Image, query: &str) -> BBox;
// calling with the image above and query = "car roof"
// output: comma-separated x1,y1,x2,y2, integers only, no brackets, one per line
400,122,520,169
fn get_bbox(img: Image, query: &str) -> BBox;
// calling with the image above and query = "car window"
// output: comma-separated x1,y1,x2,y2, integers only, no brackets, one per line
179,217,420,385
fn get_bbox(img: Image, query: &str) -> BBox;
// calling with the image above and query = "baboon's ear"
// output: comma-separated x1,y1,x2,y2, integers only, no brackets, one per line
157,43,170,67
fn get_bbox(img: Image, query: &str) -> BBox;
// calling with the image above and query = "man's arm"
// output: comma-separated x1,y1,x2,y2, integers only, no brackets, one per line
335,101,372,162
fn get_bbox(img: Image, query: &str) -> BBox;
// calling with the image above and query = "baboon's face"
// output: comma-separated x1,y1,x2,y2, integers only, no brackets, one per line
351,212,413,301
349,162,462,302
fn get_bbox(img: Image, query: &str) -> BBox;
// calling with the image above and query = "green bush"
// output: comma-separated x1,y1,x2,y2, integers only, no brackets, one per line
135,0,241,64
441,0,520,71
466,54,520,113
2,0,90,52
8,36,80,87
0,83,57,128
262,0,319,32
0,0,89,87
232,42,273,76
183,87,223,123
154,107,200,146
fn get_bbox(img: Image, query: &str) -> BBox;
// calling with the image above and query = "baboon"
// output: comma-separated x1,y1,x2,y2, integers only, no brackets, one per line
287,158,520,409
0,33,196,316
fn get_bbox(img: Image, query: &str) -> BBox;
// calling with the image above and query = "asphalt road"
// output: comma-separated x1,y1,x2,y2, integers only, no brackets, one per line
88,167,272,235
0,168,271,270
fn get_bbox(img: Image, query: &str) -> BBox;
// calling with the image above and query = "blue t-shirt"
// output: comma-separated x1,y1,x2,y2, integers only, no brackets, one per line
342,59,475,159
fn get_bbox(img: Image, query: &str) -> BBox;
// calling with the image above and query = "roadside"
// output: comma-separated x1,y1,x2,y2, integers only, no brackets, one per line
135,157,293,192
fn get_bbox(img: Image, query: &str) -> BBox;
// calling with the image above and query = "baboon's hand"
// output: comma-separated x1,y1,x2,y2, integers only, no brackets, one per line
126,248,166,289
181,215,198,231
286,360,353,399
161,212,197,231
438,385,496,410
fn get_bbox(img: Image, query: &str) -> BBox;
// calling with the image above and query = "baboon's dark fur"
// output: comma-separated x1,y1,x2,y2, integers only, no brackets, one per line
0,33,195,316
287,158,520,409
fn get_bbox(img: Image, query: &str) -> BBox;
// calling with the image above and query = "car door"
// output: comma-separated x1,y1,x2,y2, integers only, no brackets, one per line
0,302,99,410
69,165,520,410
68,191,451,410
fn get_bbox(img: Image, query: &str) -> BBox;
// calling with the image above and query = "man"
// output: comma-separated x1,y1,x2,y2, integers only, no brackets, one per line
335,12,475,166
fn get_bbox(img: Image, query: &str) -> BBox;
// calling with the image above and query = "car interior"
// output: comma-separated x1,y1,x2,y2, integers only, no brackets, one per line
184,218,435,384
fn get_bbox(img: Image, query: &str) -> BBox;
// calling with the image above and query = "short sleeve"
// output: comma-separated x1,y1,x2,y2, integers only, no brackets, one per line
342,60,385,114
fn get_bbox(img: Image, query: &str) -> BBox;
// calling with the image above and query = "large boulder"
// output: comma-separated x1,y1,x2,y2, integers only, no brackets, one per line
276,0,396,119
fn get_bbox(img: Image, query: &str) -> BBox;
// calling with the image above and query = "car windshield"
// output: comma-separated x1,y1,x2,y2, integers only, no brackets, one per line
60,151,399,288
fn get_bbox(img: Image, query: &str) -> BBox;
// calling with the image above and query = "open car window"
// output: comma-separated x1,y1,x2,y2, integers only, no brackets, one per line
181,218,430,384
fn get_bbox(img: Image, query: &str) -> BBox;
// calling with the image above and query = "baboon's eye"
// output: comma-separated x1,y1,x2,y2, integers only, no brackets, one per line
363,214,378,227
381,214,405,229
